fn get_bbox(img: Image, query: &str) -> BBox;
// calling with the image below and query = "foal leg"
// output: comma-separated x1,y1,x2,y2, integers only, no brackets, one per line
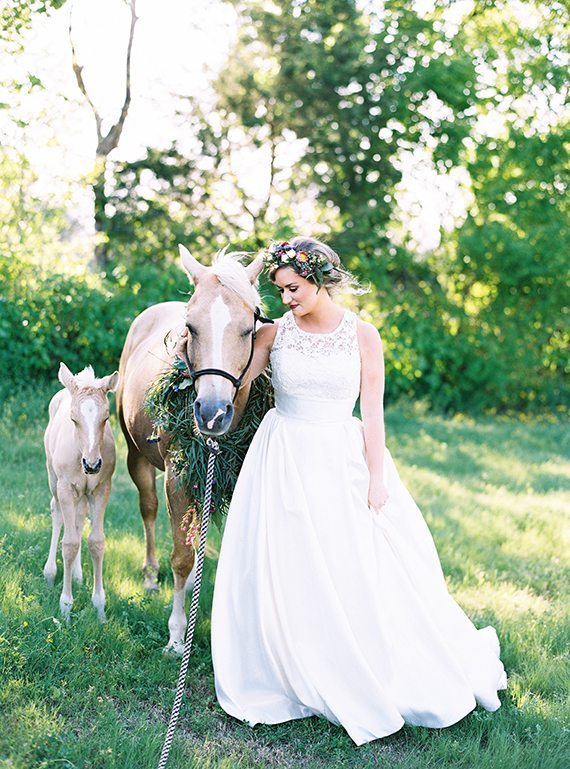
43,495,62,586
57,481,80,621
72,496,87,585
164,465,195,655
88,482,110,621
125,436,159,591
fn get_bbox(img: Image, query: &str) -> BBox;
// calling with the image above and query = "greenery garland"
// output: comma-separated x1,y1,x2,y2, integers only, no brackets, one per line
144,358,274,530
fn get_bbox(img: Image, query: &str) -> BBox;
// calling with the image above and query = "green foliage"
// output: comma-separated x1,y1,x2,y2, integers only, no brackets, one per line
1,0,567,412
144,361,274,527
0,251,191,396
209,0,569,412
1,0,67,42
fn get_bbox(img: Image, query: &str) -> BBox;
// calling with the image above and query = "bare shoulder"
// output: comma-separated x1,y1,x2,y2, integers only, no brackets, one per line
356,317,383,353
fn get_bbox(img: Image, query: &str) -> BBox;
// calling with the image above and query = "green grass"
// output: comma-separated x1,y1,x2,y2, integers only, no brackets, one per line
0,388,568,769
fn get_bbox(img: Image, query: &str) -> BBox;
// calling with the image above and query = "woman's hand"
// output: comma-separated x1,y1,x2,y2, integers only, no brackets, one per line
368,477,389,514
174,326,189,360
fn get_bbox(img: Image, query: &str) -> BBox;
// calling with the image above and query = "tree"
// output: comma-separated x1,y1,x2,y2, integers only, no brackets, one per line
69,0,138,269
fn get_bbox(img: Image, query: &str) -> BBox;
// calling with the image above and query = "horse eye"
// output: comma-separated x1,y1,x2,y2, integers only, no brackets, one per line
241,327,254,337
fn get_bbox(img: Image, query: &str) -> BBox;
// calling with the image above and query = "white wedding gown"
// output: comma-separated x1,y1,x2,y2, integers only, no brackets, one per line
211,310,507,745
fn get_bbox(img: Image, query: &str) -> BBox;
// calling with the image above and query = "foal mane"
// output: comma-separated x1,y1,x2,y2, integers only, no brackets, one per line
211,248,260,311
74,366,105,389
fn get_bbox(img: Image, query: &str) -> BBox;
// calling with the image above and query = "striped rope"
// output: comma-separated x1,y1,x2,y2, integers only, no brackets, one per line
157,436,220,769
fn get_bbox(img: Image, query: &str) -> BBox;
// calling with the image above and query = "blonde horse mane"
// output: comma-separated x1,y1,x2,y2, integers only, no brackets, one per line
74,366,104,388
211,248,260,311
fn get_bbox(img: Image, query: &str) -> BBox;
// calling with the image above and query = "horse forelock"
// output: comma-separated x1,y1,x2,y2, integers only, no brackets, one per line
74,366,106,391
210,250,260,311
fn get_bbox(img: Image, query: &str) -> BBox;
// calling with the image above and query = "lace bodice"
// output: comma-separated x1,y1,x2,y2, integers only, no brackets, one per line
269,310,361,421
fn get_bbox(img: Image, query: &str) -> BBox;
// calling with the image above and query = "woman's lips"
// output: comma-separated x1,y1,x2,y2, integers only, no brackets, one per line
290,304,299,309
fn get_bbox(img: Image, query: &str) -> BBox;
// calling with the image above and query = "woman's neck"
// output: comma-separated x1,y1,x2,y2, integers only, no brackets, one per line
294,294,344,333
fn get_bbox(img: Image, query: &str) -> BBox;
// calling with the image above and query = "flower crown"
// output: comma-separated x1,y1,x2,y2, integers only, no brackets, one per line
263,241,334,289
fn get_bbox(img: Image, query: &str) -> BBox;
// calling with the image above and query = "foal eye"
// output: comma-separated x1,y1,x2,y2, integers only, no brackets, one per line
186,323,198,336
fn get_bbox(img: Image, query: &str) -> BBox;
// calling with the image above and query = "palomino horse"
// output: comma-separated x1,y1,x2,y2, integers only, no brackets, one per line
44,363,119,620
117,245,264,653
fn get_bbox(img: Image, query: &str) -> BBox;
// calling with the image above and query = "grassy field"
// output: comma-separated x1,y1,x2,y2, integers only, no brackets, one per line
0,388,568,769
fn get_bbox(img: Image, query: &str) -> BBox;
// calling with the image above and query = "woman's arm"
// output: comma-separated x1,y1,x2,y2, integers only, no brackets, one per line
241,321,278,386
357,320,389,511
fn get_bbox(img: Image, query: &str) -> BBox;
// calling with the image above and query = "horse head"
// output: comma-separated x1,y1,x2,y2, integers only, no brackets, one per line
178,245,264,436
58,363,119,474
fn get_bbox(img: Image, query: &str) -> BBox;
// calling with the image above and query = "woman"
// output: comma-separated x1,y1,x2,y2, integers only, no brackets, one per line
211,236,507,745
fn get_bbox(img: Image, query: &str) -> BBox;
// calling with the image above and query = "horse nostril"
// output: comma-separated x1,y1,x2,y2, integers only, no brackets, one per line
194,399,202,417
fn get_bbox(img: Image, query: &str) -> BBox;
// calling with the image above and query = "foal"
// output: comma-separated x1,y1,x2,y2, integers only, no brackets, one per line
44,363,119,620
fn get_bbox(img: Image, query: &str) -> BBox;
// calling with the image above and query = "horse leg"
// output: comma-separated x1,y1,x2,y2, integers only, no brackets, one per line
43,495,62,586
164,463,195,655
124,433,159,591
88,482,110,621
57,481,80,621
72,496,87,585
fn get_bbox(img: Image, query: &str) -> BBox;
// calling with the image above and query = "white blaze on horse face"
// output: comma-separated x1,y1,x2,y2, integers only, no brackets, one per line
80,399,99,453
209,294,232,398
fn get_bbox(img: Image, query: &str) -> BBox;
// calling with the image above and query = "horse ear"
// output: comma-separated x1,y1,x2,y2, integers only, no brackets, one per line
58,362,77,392
245,254,264,283
179,244,207,284
100,371,119,393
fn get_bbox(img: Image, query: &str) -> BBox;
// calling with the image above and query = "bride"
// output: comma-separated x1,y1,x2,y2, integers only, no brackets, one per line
210,236,507,745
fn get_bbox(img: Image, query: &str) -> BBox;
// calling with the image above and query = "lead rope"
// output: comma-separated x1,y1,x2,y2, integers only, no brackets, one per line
157,436,220,769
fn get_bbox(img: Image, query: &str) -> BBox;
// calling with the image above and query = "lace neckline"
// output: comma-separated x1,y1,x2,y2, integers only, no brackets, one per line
289,310,348,337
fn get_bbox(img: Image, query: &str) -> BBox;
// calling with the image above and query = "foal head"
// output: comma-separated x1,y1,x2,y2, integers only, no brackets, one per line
179,245,264,436
58,363,119,474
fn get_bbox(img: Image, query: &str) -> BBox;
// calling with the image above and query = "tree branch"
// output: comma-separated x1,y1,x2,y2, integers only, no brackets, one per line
69,0,138,158
69,8,103,143
257,113,277,223
98,0,138,156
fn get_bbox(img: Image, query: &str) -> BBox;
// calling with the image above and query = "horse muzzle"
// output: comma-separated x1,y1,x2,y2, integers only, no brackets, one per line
193,399,234,436
82,457,103,474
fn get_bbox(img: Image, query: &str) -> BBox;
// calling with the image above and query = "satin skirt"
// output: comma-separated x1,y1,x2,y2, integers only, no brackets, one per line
211,405,507,745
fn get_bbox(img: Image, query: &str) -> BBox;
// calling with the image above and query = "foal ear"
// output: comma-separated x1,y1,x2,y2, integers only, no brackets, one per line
100,371,119,393
179,244,207,284
58,362,77,393
245,253,264,283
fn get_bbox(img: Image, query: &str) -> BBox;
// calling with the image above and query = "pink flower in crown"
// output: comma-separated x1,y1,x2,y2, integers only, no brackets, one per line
296,251,308,262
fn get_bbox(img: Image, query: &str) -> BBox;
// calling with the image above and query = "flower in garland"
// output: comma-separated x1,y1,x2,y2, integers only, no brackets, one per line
264,241,335,289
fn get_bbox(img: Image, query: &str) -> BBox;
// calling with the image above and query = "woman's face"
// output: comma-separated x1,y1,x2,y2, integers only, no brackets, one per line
273,267,320,316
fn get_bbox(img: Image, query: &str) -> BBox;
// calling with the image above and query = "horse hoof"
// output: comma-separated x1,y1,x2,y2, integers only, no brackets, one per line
163,640,184,657
143,566,159,592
